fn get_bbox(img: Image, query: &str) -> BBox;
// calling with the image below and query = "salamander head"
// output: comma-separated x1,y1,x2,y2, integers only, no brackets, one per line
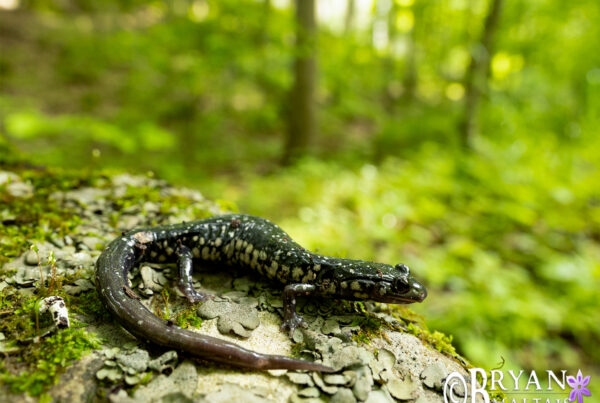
317,261,427,304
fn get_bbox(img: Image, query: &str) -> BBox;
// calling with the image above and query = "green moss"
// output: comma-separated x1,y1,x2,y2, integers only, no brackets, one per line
173,304,204,329
290,342,307,358
66,288,113,322
349,302,400,346
405,322,458,358
0,328,101,396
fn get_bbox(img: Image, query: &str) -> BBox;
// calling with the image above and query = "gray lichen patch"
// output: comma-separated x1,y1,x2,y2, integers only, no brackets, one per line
110,360,198,403
197,299,260,338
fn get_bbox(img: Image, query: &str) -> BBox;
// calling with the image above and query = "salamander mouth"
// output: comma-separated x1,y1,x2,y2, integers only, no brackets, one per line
341,277,427,304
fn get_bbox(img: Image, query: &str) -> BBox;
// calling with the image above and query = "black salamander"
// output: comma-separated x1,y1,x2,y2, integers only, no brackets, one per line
95,214,427,372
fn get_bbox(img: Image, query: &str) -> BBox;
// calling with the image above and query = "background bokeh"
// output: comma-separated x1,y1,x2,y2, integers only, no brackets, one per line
1,0,599,396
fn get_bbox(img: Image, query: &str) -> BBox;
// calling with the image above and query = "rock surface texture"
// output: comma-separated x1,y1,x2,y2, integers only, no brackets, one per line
0,170,473,402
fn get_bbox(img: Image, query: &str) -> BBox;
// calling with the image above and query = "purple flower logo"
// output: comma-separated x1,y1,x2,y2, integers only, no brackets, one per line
567,370,591,403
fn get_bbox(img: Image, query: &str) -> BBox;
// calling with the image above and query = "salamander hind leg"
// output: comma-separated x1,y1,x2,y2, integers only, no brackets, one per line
176,244,213,303
280,284,316,337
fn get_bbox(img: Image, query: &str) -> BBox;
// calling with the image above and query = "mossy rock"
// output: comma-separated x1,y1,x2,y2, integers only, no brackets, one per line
0,167,477,402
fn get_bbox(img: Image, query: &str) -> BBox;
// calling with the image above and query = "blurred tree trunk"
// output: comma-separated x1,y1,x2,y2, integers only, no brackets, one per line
460,0,503,148
402,3,423,103
258,0,271,46
283,0,317,164
344,0,355,35
382,3,398,113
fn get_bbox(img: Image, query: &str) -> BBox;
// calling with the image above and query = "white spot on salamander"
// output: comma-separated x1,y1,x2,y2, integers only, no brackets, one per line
133,231,154,244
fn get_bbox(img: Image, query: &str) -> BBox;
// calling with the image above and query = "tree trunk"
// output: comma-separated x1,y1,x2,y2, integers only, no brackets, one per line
257,0,271,46
459,0,503,148
382,3,398,113
344,0,355,35
283,0,317,164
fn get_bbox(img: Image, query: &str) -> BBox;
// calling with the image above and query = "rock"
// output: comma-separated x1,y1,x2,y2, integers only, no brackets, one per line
312,371,338,394
140,265,165,292
197,299,260,338
148,350,178,372
323,374,350,386
387,377,418,400
116,349,150,373
65,251,94,268
81,236,104,251
96,367,123,382
352,366,374,401
0,171,20,185
365,388,395,403
325,345,372,371
286,372,314,386
7,181,34,198
420,362,449,392
64,278,95,295
169,360,198,392
415,395,441,403
232,277,252,293
369,349,396,383
200,383,269,403
321,318,341,335
298,387,320,398
24,250,40,266
330,388,357,403
50,354,103,402
113,361,198,403
161,392,194,403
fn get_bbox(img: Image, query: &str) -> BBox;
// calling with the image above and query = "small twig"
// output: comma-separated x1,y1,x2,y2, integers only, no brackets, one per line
47,251,57,293
31,244,44,291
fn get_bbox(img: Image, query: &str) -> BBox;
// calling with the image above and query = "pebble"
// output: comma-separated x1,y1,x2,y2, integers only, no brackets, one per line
81,236,104,251
140,266,164,292
25,250,40,266
7,181,34,198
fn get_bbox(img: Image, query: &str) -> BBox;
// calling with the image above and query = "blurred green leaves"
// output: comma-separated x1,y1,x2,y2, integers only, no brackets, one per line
230,137,600,373
5,111,175,153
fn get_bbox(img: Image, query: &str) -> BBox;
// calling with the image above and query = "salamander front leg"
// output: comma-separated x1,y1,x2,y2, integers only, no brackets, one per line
281,283,317,337
176,245,212,303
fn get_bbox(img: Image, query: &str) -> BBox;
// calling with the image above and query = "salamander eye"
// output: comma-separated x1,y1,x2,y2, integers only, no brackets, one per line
395,264,410,275
392,277,410,293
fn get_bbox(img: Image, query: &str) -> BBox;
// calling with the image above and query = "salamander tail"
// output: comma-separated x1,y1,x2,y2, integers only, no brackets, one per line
262,355,335,373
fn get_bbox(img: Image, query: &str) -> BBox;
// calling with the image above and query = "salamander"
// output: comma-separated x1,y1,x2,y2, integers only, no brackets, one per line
95,214,427,372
